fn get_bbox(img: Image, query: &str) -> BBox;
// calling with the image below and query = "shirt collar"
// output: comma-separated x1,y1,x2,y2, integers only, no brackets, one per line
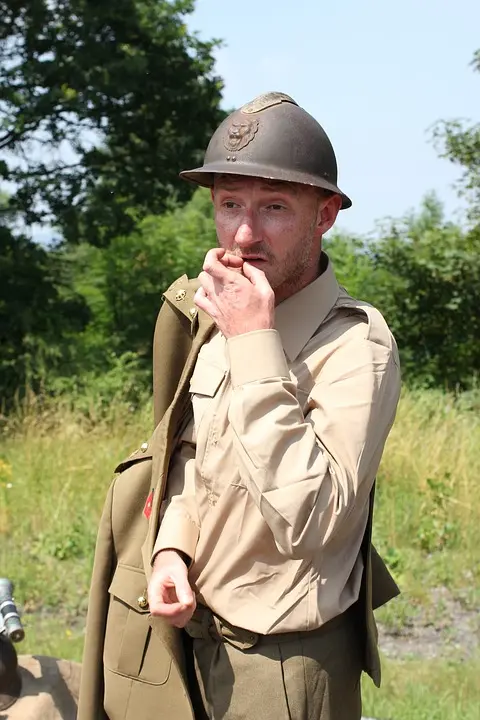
275,252,339,362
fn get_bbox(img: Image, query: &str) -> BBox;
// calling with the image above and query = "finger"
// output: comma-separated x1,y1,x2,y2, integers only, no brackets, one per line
151,602,194,628
203,250,238,281
206,247,227,261
150,600,185,618
242,260,270,287
172,600,197,628
194,287,218,318
220,252,244,271
149,581,194,615
198,270,215,296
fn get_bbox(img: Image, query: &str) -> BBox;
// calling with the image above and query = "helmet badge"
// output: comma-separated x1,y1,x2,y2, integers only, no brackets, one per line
224,118,259,152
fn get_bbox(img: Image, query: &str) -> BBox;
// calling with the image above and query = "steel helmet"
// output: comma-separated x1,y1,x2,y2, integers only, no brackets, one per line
180,92,352,209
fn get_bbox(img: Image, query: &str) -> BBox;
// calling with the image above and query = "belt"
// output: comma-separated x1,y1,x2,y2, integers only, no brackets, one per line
184,603,356,651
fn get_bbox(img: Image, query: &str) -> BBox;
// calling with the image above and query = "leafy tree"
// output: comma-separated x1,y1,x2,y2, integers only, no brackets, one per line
432,49,480,225
0,226,90,405
0,0,224,244
359,196,479,389
96,187,215,361
324,231,374,299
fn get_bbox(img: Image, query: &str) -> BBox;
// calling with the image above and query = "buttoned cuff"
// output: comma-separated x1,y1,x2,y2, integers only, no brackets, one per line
227,330,289,387
151,512,199,568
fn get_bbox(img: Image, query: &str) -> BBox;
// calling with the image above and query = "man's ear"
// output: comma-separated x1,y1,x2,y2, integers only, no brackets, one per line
316,194,342,237
210,188,215,202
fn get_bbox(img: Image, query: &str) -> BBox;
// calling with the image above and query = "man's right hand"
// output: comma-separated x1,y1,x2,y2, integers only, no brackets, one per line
148,550,196,628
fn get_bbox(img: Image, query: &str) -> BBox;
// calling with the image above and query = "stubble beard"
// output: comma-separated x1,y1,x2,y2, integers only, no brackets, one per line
268,221,320,304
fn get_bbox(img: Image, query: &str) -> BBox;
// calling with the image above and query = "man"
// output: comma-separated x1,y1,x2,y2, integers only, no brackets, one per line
146,92,401,719
78,91,400,720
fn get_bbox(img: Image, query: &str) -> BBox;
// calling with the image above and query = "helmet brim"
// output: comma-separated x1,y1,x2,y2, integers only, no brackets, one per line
180,162,352,210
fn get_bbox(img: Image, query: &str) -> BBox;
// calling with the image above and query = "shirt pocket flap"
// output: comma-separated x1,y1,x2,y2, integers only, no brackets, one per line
189,355,226,397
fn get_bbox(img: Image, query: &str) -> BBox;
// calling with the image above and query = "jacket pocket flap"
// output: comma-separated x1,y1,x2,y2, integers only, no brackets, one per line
105,564,172,686
115,448,153,474
108,563,149,613
189,355,226,397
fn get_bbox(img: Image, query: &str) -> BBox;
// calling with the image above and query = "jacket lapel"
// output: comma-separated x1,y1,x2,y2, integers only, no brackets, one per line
142,290,214,578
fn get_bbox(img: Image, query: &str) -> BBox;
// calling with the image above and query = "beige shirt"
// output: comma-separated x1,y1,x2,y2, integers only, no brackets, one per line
154,255,401,634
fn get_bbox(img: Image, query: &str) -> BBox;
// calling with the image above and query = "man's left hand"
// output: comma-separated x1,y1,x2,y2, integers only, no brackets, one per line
194,248,275,338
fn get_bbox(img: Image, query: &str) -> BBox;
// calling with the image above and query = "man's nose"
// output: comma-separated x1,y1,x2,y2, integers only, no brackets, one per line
234,219,257,247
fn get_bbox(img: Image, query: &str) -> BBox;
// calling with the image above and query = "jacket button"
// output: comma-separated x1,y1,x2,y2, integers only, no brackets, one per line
175,289,186,301
137,595,149,609
140,442,148,452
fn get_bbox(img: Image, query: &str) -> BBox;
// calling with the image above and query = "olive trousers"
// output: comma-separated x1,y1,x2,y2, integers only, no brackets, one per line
184,605,363,720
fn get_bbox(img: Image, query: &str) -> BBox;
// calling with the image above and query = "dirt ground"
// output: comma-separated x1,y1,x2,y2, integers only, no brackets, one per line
377,586,479,661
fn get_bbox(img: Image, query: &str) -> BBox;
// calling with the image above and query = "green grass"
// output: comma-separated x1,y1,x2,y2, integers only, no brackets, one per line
362,656,480,720
1,387,479,718
17,614,85,661
373,388,480,598
0,398,152,614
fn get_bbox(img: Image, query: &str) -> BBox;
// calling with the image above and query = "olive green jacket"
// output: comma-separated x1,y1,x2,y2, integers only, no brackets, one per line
77,277,399,720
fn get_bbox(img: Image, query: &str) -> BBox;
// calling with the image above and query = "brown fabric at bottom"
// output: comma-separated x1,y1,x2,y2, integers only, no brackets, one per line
185,607,363,720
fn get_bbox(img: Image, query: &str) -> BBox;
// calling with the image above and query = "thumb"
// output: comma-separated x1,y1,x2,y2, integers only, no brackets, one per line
173,572,195,606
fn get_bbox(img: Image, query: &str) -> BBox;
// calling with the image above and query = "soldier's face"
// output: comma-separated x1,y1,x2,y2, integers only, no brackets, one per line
212,175,340,301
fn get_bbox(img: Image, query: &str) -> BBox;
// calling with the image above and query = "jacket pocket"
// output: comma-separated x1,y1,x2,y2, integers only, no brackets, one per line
104,563,171,685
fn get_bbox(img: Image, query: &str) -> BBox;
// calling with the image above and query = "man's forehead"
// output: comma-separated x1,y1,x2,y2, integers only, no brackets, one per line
213,174,300,195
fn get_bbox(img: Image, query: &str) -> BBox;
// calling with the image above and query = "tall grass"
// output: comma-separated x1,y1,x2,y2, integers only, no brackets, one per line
374,388,480,605
0,395,152,614
1,387,479,718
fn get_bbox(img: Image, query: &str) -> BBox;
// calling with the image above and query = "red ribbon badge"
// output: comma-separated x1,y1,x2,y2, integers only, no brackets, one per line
143,490,154,520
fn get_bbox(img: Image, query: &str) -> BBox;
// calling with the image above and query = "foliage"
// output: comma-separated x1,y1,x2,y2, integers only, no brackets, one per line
416,475,460,554
99,187,216,358
0,0,224,244
0,187,215,408
0,223,90,405
327,194,480,389
432,49,480,225
323,231,372,299
370,195,480,388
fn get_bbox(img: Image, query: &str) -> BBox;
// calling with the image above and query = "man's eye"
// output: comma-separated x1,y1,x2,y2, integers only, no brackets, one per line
223,201,238,209
267,204,286,211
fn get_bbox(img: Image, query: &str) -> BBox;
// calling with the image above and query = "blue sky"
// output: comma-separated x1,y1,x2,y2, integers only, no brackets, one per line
187,0,479,236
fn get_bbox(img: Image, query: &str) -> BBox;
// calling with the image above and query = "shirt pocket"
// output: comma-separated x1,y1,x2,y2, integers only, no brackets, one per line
189,355,227,435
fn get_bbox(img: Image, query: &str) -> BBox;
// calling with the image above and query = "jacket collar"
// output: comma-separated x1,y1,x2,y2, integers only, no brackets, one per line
163,275,215,335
